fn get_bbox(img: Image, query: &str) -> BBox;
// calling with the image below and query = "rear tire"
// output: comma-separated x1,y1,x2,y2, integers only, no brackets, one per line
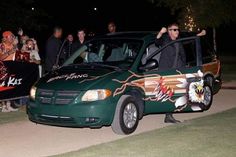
205,76,213,87
203,84,213,110
205,76,215,92
111,95,139,135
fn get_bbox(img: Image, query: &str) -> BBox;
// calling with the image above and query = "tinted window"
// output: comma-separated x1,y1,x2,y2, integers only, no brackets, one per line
141,43,160,65
183,39,196,66
201,38,215,64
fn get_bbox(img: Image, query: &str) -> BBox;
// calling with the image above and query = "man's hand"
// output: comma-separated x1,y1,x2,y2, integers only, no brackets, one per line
52,64,59,70
18,28,23,36
197,30,206,36
157,27,167,39
32,38,37,44
160,27,167,34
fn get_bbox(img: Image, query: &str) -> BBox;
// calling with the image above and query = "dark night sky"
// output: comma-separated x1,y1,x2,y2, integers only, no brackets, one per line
33,0,174,55
31,0,234,54
36,0,174,33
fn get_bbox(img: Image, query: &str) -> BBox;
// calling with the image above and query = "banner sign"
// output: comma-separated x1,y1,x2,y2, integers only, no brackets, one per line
0,61,39,100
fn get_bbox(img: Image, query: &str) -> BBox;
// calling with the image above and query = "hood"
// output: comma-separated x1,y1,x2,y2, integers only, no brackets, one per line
37,65,119,91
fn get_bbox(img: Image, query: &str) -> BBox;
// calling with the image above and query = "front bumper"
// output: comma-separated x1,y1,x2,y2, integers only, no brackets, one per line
27,99,116,128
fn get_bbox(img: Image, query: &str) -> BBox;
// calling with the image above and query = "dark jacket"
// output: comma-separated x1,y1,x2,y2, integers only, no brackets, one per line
73,40,86,52
45,35,62,71
155,33,186,70
60,41,77,63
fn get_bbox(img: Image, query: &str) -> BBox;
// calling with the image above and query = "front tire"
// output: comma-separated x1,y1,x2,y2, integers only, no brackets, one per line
111,95,139,135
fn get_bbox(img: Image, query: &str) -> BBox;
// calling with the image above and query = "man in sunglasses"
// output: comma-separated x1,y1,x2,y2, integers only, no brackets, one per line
156,23,206,70
155,23,206,123
155,23,184,70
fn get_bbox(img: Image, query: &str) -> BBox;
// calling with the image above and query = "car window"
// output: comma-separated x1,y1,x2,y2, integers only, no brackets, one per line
182,39,197,66
141,43,160,65
63,39,143,69
200,37,215,64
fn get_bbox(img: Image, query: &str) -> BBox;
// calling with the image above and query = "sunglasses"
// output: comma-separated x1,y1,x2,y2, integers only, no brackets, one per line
168,29,179,32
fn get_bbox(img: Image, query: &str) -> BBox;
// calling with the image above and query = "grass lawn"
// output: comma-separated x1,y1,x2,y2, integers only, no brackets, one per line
0,106,27,124
52,108,236,157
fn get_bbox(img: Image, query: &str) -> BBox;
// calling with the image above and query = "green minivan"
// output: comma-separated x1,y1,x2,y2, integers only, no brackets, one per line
27,32,221,134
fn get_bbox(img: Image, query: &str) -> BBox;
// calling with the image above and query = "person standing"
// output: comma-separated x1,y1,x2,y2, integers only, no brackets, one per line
61,34,75,62
22,39,41,64
0,31,18,61
45,26,63,73
155,23,183,123
73,29,86,51
155,23,206,123
0,31,18,112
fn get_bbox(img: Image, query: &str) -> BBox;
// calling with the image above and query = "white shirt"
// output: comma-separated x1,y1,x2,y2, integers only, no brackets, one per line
29,50,41,61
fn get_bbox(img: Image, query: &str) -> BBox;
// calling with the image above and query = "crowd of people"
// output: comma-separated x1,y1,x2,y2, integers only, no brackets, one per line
44,22,117,72
0,22,117,112
0,28,41,62
0,21,117,71
0,28,41,112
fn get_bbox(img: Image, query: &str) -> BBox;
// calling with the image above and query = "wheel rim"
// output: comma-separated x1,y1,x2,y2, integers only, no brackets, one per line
204,86,212,106
123,103,137,129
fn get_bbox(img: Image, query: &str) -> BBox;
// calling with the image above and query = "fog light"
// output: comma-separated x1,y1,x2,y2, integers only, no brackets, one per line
85,117,98,123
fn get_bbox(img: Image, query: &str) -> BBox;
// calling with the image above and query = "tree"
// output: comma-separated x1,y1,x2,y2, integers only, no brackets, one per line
148,0,236,51
0,0,49,32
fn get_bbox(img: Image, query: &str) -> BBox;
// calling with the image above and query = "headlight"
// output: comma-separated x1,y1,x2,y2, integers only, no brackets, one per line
30,86,37,100
81,89,112,101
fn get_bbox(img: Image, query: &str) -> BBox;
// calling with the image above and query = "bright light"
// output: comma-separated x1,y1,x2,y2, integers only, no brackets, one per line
32,7,35,11
94,7,97,11
30,86,37,100
82,89,112,101
184,7,196,32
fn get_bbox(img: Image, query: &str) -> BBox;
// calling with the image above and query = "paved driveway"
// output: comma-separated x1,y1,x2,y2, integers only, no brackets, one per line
0,89,235,157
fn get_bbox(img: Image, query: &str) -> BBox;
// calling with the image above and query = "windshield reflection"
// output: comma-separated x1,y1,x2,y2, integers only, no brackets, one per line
63,39,143,69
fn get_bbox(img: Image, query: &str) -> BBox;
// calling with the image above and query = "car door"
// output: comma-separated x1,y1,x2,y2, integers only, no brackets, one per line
139,37,204,114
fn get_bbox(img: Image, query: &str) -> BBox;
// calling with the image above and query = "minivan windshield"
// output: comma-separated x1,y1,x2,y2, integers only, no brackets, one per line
63,39,143,69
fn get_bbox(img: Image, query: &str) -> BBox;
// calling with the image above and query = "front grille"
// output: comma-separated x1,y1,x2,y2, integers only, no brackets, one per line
40,97,52,104
55,98,73,105
38,89,54,96
37,89,80,105
57,91,78,97
38,115,75,124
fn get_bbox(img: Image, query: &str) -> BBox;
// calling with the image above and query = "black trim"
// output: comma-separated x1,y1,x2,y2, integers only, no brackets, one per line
196,38,202,66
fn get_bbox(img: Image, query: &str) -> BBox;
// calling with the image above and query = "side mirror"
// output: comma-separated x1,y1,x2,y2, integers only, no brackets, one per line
139,59,158,71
